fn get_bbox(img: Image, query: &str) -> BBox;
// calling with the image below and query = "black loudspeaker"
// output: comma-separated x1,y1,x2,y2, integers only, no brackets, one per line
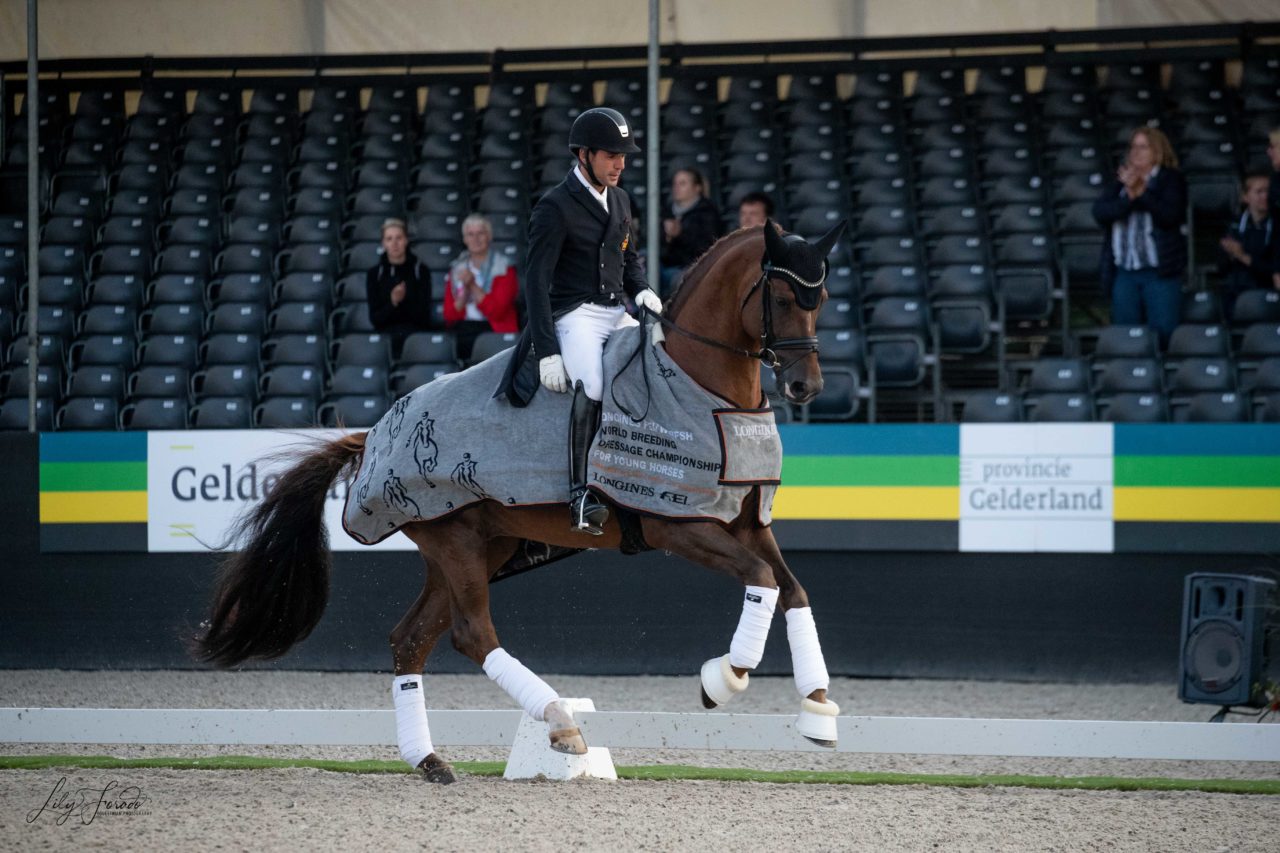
1178,572,1275,707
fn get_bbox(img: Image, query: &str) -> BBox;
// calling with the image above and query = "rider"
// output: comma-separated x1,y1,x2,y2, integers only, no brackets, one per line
497,107,663,535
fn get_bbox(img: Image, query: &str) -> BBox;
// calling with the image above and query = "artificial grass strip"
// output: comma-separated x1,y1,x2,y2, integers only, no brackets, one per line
617,764,1280,795
2,755,1278,795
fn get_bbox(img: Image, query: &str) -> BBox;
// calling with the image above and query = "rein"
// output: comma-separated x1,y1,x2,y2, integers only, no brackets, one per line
611,257,826,423
642,264,826,370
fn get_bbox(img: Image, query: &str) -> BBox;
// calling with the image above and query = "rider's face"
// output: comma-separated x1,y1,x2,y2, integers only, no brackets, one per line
581,149,626,189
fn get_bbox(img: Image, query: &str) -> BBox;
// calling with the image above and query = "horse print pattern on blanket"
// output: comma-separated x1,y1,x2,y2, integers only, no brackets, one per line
341,323,781,545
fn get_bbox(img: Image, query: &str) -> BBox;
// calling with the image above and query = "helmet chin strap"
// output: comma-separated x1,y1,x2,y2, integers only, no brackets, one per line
577,149,606,192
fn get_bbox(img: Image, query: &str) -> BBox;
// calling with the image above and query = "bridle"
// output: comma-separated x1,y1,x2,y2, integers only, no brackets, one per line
641,262,825,371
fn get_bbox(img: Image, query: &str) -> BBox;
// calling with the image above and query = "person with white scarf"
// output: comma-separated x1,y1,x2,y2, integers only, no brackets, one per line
443,214,519,361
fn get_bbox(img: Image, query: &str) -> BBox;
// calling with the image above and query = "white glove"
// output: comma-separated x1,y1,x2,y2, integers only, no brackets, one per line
634,288,663,315
539,354,570,393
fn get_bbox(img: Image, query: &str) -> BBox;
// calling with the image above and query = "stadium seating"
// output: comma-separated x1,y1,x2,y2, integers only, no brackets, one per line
4,37,1279,429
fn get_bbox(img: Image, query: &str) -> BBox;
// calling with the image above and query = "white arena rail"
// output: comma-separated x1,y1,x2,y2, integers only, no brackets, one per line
3,708,1278,762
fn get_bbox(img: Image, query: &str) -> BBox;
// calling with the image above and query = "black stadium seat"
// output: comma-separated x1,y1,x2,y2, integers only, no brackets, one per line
961,391,1023,422
1100,392,1169,423
191,396,253,429
255,396,316,428
56,397,119,430
120,397,187,429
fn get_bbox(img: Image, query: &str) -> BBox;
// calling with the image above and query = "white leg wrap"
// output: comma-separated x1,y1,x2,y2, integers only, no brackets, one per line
392,674,435,768
483,647,559,722
728,584,779,670
785,606,830,697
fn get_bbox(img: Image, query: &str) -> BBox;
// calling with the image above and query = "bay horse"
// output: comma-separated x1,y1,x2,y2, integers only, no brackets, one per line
194,219,847,784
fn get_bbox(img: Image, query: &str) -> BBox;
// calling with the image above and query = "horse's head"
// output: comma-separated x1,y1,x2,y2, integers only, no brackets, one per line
752,219,847,404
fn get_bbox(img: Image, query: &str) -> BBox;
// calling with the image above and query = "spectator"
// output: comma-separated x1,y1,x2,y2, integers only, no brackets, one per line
1218,168,1279,320
366,218,434,350
1270,126,1280,295
1268,125,1280,221
1092,127,1187,346
737,191,775,230
659,167,720,293
443,214,520,361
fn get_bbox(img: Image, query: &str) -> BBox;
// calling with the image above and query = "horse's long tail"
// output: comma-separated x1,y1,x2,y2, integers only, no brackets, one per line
193,432,367,668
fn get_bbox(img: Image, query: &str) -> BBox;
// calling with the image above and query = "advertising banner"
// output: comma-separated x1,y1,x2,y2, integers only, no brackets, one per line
38,424,1280,554
959,424,1114,552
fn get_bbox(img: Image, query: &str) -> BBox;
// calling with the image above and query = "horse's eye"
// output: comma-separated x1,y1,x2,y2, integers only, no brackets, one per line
774,297,789,308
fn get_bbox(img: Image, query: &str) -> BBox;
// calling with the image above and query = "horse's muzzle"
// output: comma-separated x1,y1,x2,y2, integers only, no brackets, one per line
780,375,823,405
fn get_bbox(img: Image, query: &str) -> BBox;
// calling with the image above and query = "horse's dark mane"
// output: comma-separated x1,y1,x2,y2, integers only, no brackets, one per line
664,227,760,321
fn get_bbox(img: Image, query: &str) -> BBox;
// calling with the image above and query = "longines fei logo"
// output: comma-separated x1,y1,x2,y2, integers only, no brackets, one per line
26,776,151,826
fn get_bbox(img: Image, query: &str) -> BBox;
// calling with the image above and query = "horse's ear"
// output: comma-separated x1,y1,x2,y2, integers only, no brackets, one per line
762,217,788,264
812,220,848,259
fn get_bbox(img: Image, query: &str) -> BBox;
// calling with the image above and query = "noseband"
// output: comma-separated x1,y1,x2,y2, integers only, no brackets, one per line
643,263,825,370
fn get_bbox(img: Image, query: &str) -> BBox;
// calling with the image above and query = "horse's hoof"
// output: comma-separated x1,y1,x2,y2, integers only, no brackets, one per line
699,654,749,709
418,753,458,784
549,726,588,755
795,697,840,749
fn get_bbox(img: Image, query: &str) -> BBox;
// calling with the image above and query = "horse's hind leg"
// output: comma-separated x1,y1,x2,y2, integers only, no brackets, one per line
387,536,459,783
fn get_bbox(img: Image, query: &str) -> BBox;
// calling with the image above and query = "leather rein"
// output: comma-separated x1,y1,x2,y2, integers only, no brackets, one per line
640,263,826,371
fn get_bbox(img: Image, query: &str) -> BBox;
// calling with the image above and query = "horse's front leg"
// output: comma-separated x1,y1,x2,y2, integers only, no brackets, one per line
738,521,840,747
642,517,781,710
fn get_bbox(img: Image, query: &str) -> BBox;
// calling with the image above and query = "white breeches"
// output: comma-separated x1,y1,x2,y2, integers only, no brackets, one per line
554,302,635,401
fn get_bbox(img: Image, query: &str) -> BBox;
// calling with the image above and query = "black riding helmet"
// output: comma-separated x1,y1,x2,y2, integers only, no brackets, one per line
568,107,641,155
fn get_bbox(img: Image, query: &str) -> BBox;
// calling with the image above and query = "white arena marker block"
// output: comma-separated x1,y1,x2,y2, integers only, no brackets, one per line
503,698,617,781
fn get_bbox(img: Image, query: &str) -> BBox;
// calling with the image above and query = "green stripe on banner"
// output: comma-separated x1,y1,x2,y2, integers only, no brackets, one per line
40,431,146,463
1114,424,1280,457
1115,456,1280,487
40,461,148,492
779,424,959,456
782,455,959,486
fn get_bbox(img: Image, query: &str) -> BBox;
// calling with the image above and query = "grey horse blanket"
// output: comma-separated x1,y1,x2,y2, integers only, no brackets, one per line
342,323,781,546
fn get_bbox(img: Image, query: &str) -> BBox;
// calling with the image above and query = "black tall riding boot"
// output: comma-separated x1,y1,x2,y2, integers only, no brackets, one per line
569,381,609,535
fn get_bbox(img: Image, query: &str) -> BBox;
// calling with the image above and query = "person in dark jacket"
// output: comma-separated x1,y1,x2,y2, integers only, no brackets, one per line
1092,126,1187,346
1267,126,1280,222
366,218,434,350
1219,168,1279,320
496,107,662,535
659,167,720,294
737,191,775,231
